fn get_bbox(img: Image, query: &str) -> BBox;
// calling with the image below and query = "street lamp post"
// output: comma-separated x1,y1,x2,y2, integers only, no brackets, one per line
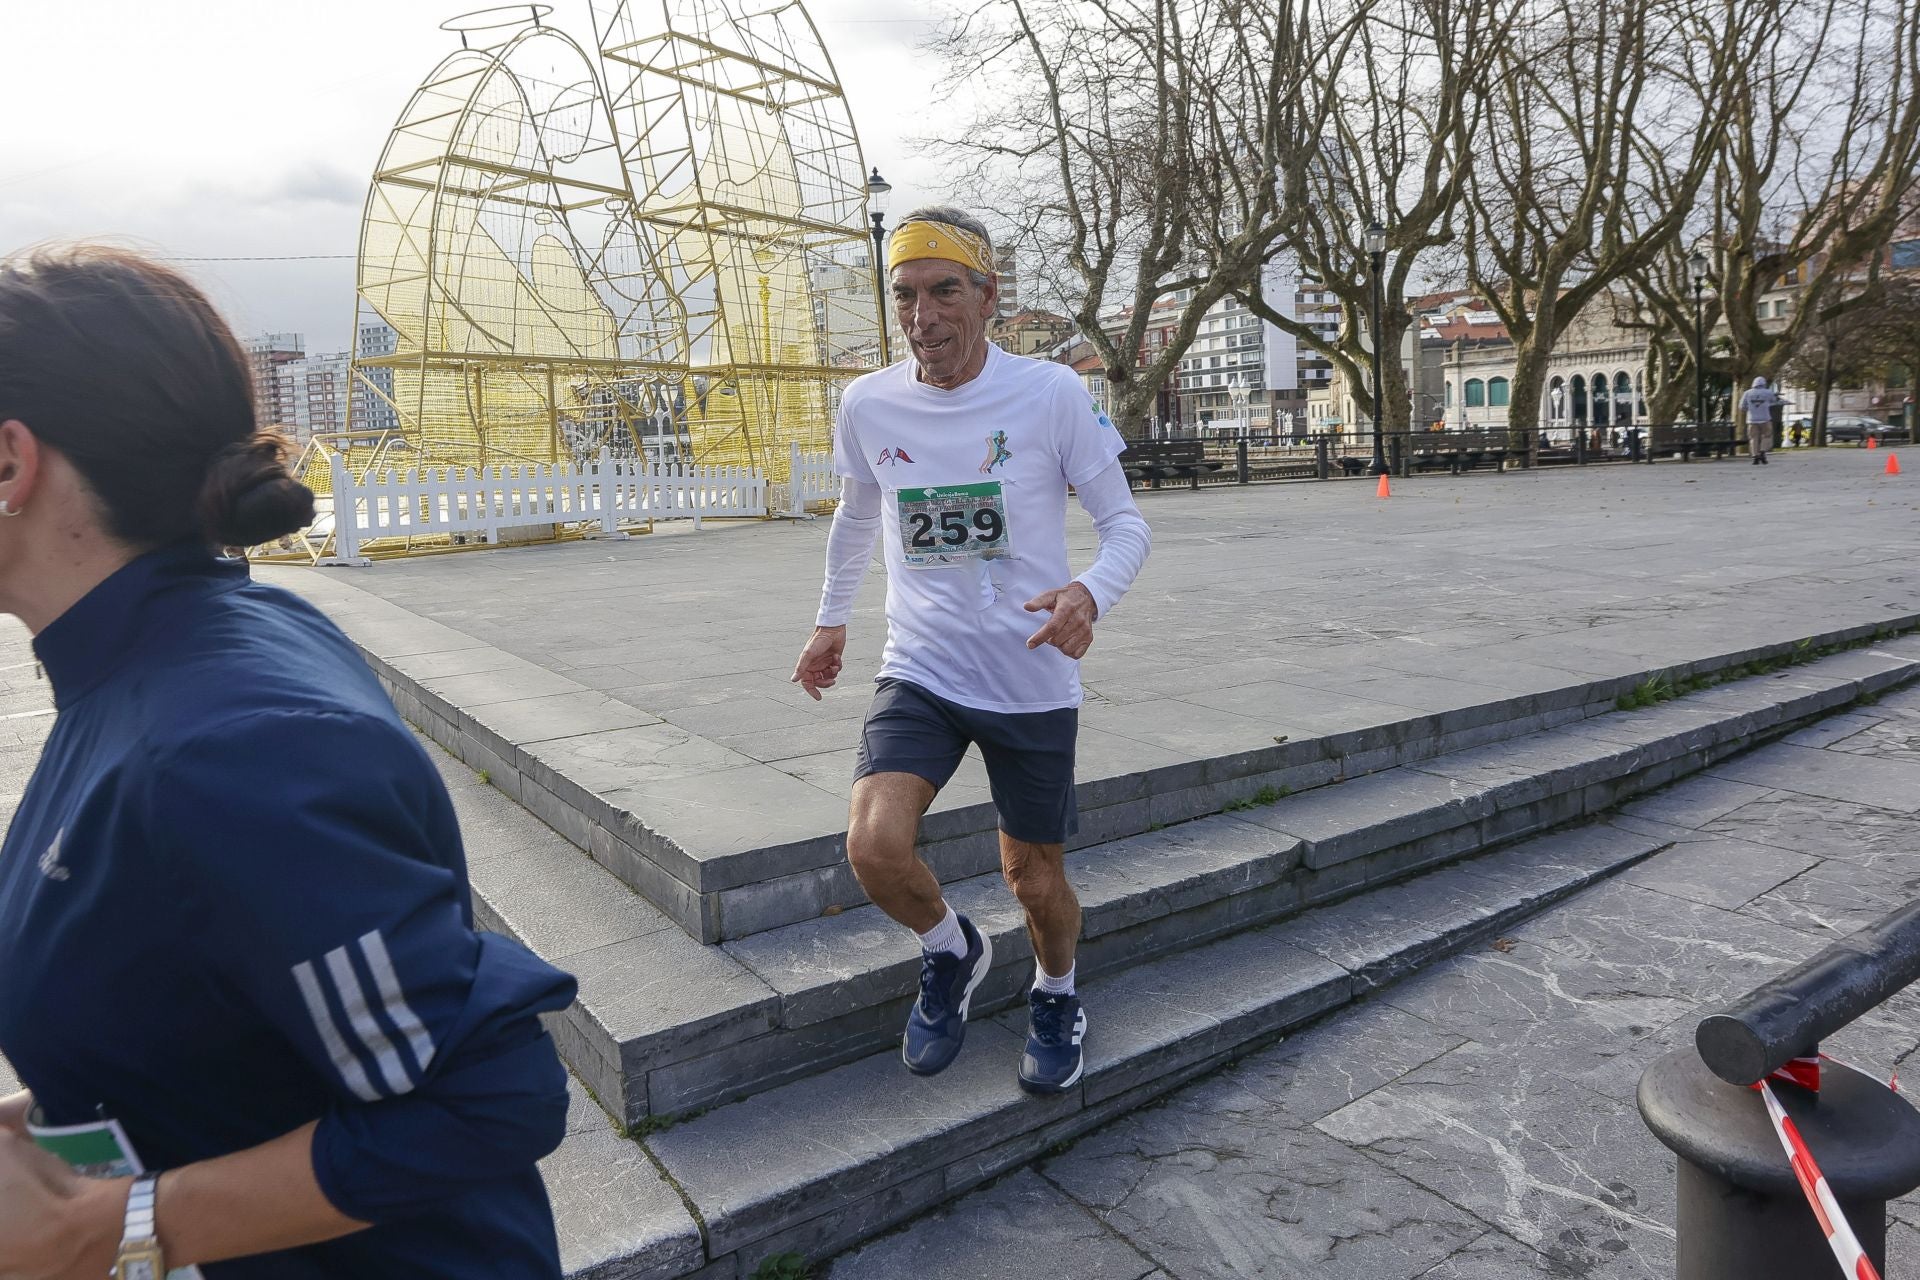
1365,221,1390,476
866,167,892,365
753,244,776,456
1689,250,1709,430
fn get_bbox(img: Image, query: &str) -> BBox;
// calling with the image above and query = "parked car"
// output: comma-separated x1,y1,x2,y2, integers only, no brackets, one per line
1787,414,1906,444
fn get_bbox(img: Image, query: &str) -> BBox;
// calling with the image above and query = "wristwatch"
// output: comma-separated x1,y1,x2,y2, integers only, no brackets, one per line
115,1173,165,1280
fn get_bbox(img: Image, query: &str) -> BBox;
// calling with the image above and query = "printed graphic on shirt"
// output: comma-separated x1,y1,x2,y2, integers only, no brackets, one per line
876,446,915,466
980,430,1013,474
897,482,1013,568
38,828,69,882
291,928,437,1103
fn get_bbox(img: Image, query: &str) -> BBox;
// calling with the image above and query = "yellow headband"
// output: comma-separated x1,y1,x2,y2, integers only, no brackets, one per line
887,220,995,277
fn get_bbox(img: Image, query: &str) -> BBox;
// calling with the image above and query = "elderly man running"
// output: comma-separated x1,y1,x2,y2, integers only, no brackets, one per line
790,207,1152,1094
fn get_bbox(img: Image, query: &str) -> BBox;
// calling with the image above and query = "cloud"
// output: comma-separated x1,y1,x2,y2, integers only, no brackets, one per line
257,164,367,209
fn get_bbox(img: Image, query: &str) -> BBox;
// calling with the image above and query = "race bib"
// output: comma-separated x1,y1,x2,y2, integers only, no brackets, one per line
896,482,1013,568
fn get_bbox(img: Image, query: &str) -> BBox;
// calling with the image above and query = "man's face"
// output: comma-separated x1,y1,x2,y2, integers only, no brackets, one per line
890,257,997,385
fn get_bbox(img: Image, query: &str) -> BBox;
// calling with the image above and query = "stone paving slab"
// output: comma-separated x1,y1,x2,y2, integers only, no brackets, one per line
820,718,1920,1280
543,1077,704,1280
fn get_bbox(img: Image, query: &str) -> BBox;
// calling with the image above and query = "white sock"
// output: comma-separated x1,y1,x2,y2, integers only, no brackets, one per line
916,906,967,959
1034,962,1075,996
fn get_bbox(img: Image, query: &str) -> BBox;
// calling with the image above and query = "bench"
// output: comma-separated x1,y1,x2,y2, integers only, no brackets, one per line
1119,439,1228,487
1647,424,1740,460
1405,430,1514,474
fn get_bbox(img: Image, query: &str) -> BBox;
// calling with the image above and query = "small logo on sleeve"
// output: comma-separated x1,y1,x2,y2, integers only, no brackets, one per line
1090,397,1119,434
876,447,915,466
38,829,69,881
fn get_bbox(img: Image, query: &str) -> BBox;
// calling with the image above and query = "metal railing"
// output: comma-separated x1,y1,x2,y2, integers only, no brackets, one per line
1122,422,1763,491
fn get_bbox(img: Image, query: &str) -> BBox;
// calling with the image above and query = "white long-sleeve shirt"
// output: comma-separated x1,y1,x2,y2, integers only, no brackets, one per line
813,344,1152,712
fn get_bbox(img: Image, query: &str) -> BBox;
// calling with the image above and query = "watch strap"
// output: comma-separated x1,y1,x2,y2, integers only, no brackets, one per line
122,1172,159,1244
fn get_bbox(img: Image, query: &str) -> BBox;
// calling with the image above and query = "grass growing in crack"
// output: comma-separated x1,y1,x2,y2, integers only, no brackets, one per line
1615,674,1673,710
1224,785,1284,812
476,769,491,785
751,1253,814,1280
621,1106,707,1142
1614,621,1920,712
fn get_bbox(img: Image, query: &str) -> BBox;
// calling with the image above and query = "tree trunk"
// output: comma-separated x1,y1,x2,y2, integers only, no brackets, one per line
1504,338,1557,452
1111,376,1159,443
1813,339,1835,448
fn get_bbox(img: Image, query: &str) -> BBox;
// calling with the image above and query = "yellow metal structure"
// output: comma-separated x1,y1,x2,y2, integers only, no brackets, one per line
349,1,882,486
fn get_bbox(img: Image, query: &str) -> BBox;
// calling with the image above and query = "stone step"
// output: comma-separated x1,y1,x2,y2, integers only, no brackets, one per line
381,602,1920,943
448,643,1920,1130
565,816,1676,1280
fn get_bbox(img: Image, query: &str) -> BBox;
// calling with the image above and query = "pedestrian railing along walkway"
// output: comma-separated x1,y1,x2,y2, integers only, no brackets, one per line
1146,421,1754,490
322,448,771,563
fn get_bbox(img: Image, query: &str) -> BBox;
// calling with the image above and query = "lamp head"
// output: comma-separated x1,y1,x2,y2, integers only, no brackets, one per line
866,168,892,216
1364,221,1387,255
1688,250,1708,284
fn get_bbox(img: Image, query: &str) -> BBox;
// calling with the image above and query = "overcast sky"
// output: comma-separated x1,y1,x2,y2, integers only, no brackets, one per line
0,0,953,354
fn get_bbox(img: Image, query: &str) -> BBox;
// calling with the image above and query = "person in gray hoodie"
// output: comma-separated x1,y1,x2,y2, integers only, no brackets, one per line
1739,376,1782,465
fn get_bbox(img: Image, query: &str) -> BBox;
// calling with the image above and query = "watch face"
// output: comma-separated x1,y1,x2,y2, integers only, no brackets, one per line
118,1246,164,1280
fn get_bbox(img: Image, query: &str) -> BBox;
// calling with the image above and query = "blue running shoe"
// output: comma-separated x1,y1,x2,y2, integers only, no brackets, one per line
902,914,992,1076
1019,989,1087,1094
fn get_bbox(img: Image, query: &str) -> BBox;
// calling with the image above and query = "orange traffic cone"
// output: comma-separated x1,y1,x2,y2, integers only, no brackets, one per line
1377,472,1391,499
1867,435,1879,449
1887,453,1901,475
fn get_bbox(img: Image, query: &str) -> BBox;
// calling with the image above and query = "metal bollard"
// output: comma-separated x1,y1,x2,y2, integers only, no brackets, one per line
1638,902,1920,1279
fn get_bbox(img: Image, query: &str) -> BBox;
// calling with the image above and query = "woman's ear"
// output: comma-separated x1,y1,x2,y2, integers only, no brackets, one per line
0,420,41,515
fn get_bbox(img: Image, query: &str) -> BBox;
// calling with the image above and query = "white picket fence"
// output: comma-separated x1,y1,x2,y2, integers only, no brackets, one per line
785,442,841,517
325,449,769,563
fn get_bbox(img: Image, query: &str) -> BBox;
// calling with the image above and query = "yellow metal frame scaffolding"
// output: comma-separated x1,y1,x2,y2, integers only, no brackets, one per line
343,0,882,501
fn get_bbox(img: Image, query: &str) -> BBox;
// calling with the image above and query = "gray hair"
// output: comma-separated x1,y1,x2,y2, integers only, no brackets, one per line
896,204,994,288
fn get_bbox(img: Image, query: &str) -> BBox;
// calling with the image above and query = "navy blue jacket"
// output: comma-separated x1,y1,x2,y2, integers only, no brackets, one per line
0,544,579,1277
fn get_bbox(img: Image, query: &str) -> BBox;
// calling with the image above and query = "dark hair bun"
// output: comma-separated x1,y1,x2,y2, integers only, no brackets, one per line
198,431,316,548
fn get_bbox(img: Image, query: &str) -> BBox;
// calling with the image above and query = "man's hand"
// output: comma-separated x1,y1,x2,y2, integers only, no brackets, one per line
0,1127,123,1279
791,625,848,701
1024,582,1099,659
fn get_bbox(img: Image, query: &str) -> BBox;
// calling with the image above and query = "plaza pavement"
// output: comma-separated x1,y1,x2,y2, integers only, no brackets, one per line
261,447,1920,825
822,697,1920,1280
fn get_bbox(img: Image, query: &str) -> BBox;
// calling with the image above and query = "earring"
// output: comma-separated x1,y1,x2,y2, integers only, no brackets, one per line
0,500,16,517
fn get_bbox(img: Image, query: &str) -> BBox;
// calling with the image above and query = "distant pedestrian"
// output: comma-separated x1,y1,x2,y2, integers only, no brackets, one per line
0,246,577,1278
1740,376,1781,465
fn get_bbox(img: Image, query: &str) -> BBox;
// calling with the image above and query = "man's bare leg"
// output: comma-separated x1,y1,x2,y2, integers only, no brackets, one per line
846,771,943,931
1004,832,1087,1094
850,771,993,1076
999,834,1079,977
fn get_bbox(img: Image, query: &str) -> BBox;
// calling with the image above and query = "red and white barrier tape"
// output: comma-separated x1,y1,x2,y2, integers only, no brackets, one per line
1750,1056,1897,1280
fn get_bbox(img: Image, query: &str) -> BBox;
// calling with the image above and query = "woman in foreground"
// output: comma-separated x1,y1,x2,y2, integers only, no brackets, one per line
0,245,577,1278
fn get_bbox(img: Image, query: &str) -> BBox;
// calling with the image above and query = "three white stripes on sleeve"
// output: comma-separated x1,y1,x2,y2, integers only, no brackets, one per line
291,929,437,1103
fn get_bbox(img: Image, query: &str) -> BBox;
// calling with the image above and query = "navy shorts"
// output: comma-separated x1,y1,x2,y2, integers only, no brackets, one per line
854,678,1079,844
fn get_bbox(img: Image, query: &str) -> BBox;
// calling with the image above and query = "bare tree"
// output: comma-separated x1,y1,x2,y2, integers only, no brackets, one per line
1230,0,1514,442
1461,0,1739,442
921,0,1349,438
1623,0,1920,422
1779,274,1920,440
